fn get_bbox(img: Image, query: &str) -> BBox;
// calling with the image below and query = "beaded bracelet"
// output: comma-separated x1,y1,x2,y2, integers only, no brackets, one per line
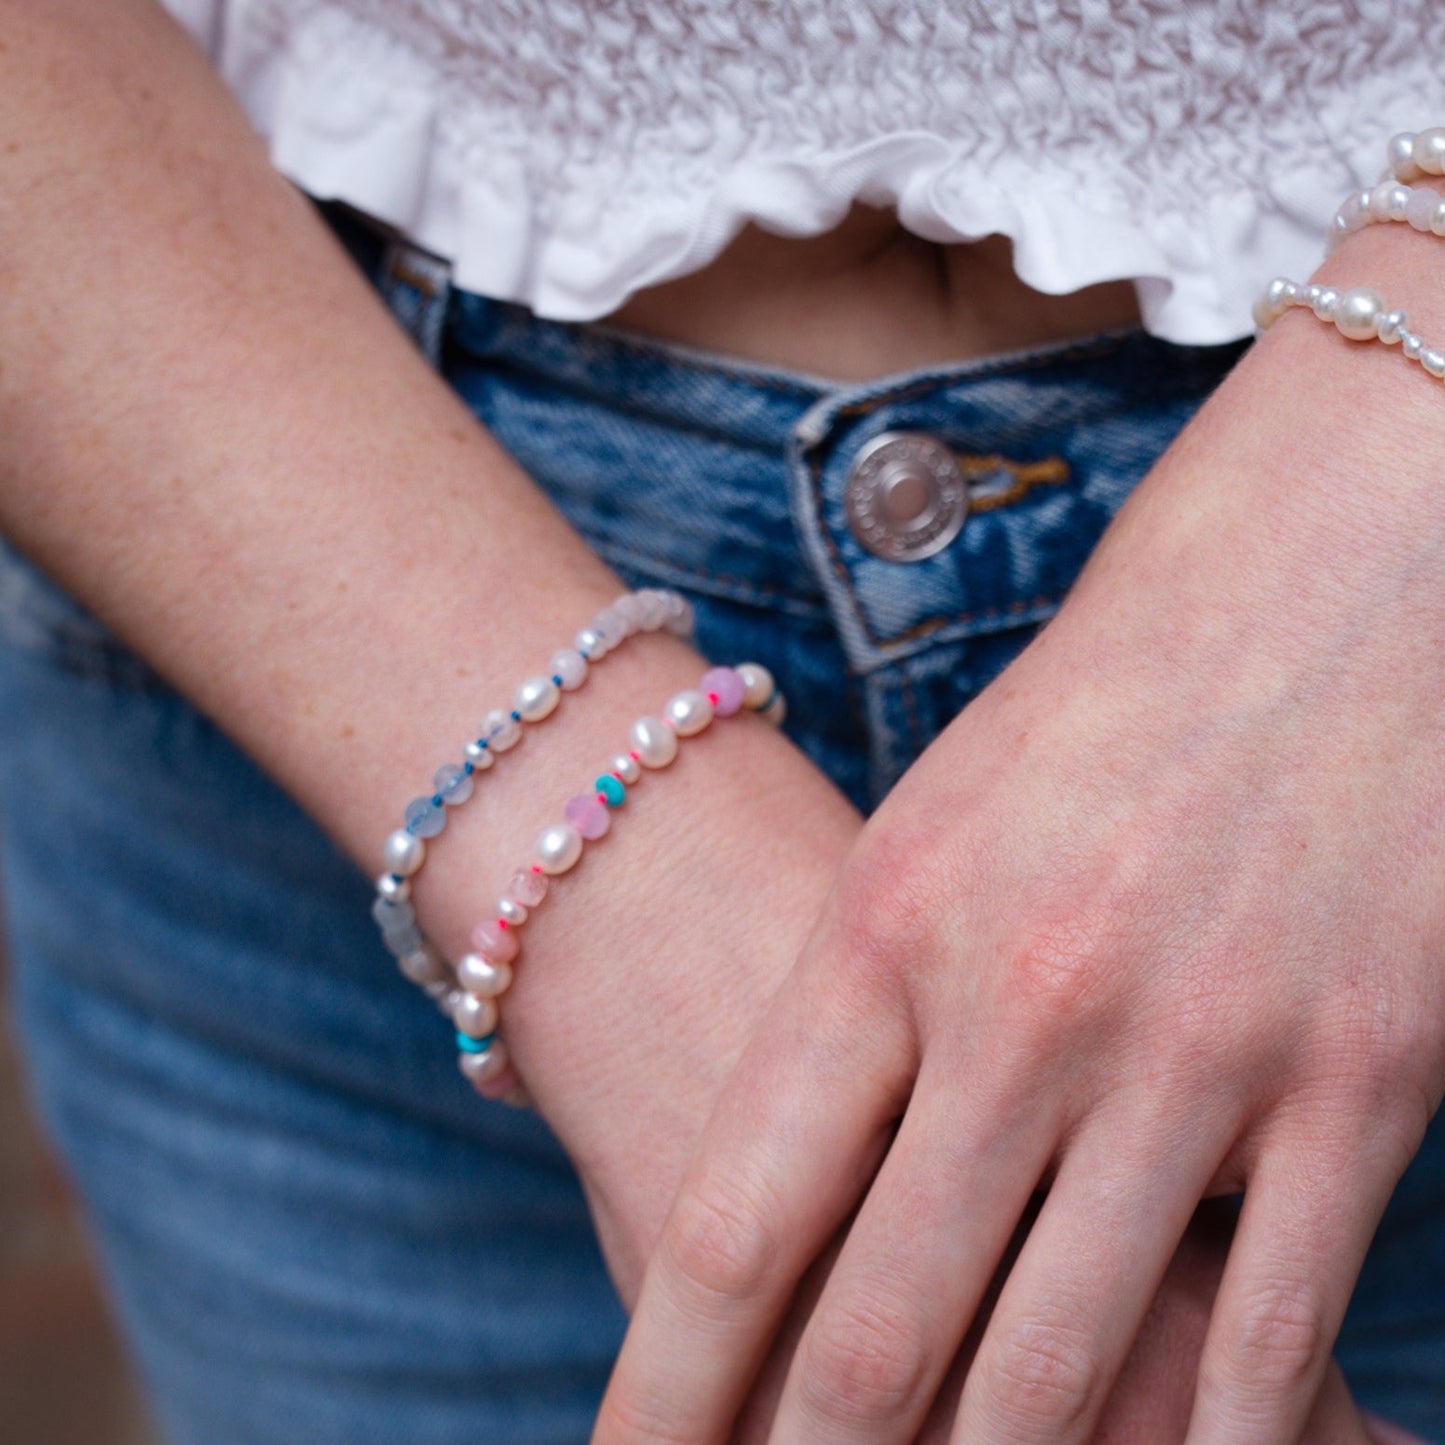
1252,279,1445,384
1330,180,1445,247
371,587,695,1001
450,661,787,1105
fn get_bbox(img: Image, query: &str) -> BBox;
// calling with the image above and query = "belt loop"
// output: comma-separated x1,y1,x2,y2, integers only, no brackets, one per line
378,236,454,368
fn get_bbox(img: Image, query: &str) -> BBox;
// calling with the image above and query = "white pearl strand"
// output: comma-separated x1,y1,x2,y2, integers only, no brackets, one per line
452,662,785,1107
1327,129,1445,249
371,587,696,1007
1252,279,1445,383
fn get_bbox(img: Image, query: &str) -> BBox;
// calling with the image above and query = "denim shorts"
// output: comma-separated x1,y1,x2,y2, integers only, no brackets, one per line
0,201,1441,1443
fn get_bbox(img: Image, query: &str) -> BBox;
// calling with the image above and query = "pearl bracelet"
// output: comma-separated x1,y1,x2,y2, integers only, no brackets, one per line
451,661,787,1105
372,587,695,1000
1252,279,1445,382
1330,180,1445,247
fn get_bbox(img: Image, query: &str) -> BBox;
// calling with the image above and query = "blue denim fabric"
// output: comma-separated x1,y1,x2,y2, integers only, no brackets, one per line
0,200,1440,1441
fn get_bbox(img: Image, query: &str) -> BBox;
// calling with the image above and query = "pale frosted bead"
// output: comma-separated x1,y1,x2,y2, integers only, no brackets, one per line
665,689,714,737
1377,310,1408,345
515,675,561,722
701,666,747,717
382,923,424,958
1333,287,1384,341
608,752,641,784
384,829,425,877
564,793,612,840
736,662,777,709
434,762,474,806
424,978,453,1003
453,992,500,1039
404,796,447,838
464,739,496,770
664,597,695,636
1310,286,1340,322
1338,192,1371,232
630,716,679,768
550,648,589,691
471,917,520,964
458,952,513,997
399,946,449,986
460,1038,511,1089
576,627,607,658
1403,332,1424,360
482,709,522,752
508,867,549,906
1423,349,1445,379
1389,131,1419,179
376,873,411,904
1413,127,1445,176
496,895,528,926
636,589,670,630
535,822,584,873
590,607,629,645
763,692,788,727
372,896,416,931
1406,188,1439,232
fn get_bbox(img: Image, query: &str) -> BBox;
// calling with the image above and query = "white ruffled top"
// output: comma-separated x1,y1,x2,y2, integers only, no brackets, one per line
163,0,1445,344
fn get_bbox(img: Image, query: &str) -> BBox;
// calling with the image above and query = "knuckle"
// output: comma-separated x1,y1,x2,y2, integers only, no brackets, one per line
833,821,950,983
593,1388,697,1445
976,1316,1101,1437
797,1291,933,1426
999,911,1114,1031
661,1172,780,1308
1210,1280,1325,1400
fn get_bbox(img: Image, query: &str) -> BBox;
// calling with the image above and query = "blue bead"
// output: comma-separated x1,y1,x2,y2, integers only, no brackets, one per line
463,760,474,775
404,797,447,839
595,773,626,808
456,1031,496,1054
551,674,563,685
510,709,522,722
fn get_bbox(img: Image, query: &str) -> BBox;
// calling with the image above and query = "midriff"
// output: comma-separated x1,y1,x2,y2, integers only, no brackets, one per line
603,202,1144,383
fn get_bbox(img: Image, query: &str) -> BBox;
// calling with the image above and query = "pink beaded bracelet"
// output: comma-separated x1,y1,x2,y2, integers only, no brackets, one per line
449,661,786,1105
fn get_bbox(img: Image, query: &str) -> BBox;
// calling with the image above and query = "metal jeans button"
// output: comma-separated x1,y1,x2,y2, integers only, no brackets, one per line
843,431,969,562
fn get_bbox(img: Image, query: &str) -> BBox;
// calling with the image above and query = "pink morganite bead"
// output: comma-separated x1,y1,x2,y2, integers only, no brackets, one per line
508,868,549,907
700,665,746,717
470,917,520,964
564,793,612,840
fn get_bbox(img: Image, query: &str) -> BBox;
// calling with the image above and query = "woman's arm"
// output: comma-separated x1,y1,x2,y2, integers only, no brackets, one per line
0,0,863,1286
602,145,1445,1444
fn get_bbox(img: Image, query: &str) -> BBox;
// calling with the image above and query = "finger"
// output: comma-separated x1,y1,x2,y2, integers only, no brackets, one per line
593,959,914,1445
948,1110,1229,1445
766,1060,1061,1444
1184,1131,1398,1445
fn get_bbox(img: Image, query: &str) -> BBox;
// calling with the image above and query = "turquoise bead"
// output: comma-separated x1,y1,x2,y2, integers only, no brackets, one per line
595,773,626,808
456,1031,496,1055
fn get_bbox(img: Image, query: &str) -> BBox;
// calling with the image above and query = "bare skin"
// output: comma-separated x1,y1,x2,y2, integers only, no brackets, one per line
0,3,1427,1442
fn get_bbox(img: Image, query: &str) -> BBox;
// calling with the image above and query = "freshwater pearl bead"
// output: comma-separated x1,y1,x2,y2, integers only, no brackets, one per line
399,946,449,986
1389,131,1419,180
550,648,589,690
736,662,777,710
535,822,584,873
1414,127,1445,175
664,689,714,737
1333,287,1384,341
508,868,549,906
434,762,474,805
454,992,500,1038
631,716,679,768
763,692,788,726
515,675,561,722
1310,286,1340,322
482,709,522,751
609,752,641,784
424,978,452,1003
1403,331,1424,360
496,896,528,926
458,953,513,997
384,829,425,876
376,873,411,904
463,739,496,770
1338,192,1372,232
576,627,607,658
1378,310,1408,345
471,917,520,964
1432,201,1445,237
564,793,612,840
460,1039,511,1087
1423,349,1445,379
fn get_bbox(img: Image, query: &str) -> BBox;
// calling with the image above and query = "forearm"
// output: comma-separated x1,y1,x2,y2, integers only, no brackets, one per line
0,0,862,1290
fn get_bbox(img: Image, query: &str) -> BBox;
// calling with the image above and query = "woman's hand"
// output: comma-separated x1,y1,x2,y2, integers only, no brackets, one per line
596,287,1445,1444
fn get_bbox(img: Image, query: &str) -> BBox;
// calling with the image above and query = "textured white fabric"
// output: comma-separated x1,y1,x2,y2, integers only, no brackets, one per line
165,1,1445,343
